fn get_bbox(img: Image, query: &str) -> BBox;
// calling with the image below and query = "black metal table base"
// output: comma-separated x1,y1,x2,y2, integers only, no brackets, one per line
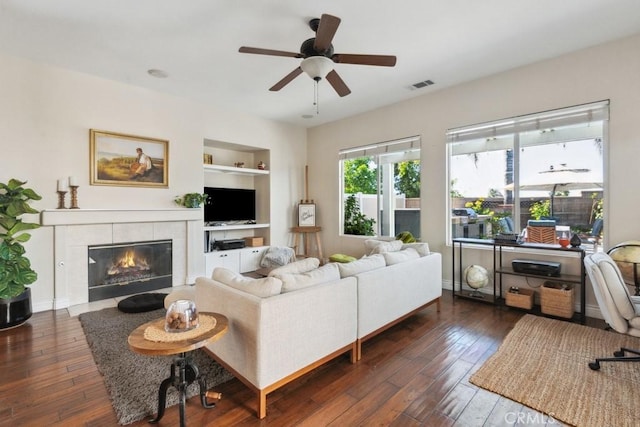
149,352,217,426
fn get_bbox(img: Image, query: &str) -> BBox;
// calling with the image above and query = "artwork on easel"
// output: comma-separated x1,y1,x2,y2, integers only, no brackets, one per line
298,165,316,227
298,203,316,227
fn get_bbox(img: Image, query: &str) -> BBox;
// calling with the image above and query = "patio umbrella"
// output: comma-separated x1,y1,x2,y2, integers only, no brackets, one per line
505,165,602,216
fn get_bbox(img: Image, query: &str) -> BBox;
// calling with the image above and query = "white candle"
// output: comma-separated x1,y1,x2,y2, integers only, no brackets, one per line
57,178,69,192
69,176,78,186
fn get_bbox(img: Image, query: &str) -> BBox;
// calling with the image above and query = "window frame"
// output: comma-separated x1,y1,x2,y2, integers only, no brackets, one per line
339,136,421,238
446,101,608,246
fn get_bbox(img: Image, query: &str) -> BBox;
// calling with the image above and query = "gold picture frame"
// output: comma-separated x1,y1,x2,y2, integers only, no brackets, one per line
90,129,169,187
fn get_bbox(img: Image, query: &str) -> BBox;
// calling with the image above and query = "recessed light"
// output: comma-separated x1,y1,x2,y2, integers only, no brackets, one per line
301,114,314,119
147,69,169,78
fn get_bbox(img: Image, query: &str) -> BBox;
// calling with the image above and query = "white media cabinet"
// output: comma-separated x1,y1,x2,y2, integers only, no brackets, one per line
204,246,269,277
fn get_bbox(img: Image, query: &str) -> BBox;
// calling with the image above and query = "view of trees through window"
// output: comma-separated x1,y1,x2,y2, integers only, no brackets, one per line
447,102,607,250
340,137,421,238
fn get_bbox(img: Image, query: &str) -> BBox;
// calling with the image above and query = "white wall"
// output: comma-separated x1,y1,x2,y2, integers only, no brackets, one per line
0,53,307,311
308,33,640,314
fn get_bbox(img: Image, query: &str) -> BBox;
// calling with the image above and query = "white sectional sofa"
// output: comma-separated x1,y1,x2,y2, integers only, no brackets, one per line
172,240,442,418
353,249,442,359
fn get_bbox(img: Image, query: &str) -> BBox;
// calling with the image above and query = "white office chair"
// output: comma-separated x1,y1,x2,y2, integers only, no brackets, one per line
584,252,640,370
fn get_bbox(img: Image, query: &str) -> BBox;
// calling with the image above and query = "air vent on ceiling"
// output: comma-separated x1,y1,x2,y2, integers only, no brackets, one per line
410,79,434,90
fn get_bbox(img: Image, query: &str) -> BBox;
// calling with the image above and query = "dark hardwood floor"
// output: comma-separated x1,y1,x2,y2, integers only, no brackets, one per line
1,291,601,426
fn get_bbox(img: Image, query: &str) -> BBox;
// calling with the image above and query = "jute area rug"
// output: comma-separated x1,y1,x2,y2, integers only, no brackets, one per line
470,314,640,427
79,307,233,425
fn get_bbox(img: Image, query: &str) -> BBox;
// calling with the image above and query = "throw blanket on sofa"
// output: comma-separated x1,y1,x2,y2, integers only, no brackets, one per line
260,246,295,268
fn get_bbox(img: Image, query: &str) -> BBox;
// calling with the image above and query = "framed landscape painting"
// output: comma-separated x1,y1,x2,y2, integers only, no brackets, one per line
90,129,169,187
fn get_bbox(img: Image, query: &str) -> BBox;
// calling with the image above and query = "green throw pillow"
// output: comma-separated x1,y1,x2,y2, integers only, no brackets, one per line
396,231,416,243
329,253,357,263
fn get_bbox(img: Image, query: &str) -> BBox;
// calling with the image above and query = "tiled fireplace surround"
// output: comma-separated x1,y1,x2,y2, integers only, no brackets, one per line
41,209,202,309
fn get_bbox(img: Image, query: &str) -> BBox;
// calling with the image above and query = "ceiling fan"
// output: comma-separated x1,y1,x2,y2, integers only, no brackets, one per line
238,13,397,97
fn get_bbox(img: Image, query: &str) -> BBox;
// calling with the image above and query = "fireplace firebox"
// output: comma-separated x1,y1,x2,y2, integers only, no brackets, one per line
88,240,172,302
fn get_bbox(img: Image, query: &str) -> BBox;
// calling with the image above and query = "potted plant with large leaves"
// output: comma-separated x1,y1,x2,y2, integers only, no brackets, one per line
0,179,42,329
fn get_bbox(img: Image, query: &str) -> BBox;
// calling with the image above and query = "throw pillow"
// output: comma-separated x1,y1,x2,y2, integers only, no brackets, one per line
337,254,385,277
212,267,283,298
274,263,340,293
268,257,320,276
401,242,430,257
383,248,420,265
329,253,357,263
364,239,403,255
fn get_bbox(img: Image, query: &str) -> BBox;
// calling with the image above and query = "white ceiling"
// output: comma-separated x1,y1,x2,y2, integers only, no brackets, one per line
1,0,639,128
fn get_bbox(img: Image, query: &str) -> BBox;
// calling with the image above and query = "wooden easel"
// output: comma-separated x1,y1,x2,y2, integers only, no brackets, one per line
292,166,323,260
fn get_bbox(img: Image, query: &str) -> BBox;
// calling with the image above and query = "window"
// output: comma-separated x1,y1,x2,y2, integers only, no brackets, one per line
447,101,607,247
340,136,421,238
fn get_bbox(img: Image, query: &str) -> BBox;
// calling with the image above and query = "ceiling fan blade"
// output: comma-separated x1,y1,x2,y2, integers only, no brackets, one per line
332,53,397,67
326,70,351,97
239,46,302,58
314,14,341,52
269,67,303,91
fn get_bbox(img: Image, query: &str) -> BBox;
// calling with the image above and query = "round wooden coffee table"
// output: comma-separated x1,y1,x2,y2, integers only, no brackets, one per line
128,312,228,426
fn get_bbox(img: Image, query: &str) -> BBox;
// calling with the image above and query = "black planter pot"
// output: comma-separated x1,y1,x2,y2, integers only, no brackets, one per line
0,287,32,330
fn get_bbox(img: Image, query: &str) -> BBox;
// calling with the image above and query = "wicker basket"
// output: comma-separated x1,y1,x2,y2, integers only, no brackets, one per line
505,288,535,310
527,226,556,244
541,281,575,318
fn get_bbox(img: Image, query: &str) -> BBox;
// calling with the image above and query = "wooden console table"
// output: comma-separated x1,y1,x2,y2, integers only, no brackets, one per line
452,238,586,323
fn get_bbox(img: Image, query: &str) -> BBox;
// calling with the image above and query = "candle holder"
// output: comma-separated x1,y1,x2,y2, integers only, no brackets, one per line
56,191,67,209
69,186,80,209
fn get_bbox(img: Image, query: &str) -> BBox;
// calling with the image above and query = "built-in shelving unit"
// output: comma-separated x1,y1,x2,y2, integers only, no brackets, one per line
204,223,270,232
203,164,269,176
202,138,271,257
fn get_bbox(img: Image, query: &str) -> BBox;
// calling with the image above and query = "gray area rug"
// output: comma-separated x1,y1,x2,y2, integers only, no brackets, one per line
79,307,233,425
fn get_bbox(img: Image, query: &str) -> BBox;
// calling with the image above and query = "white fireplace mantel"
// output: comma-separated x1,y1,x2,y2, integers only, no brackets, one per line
41,208,204,309
41,208,202,226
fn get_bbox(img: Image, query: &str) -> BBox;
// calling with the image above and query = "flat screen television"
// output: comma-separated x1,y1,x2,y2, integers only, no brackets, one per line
204,187,256,224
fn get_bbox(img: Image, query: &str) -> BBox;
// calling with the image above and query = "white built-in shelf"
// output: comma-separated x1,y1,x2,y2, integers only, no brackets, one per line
203,164,269,176
204,223,270,231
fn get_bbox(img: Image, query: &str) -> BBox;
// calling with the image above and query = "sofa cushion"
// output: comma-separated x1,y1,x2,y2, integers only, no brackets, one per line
268,257,320,276
338,254,386,278
212,267,283,298
274,263,340,293
401,242,430,257
364,239,403,255
383,248,420,265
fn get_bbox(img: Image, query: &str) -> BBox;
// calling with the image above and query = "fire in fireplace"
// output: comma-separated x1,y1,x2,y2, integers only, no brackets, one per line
88,240,172,302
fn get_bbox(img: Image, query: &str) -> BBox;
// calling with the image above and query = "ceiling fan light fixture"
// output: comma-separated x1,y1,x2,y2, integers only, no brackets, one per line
300,56,334,80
